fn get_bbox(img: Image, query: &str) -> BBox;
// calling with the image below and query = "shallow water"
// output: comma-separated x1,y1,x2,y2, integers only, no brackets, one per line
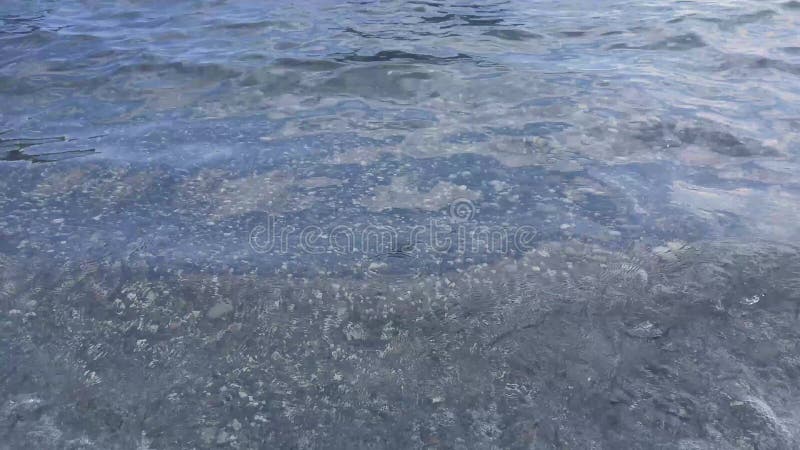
2,1,800,449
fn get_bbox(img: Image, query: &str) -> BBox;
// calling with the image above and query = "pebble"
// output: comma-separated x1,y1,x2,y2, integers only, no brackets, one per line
625,321,664,339
207,301,234,319
200,427,216,444
368,262,387,271
741,295,761,306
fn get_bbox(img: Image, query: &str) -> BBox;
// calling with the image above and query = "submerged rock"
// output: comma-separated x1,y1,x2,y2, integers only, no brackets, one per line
207,301,234,319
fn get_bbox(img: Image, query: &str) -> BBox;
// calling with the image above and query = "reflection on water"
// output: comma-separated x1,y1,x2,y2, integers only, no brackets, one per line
1,1,800,448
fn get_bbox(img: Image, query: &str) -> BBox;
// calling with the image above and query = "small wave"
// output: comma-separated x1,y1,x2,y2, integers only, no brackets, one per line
610,32,706,51
273,58,344,71
558,30,588,38
110,58,241,81
0,12,49,35
692,9,776,30
482,29,542,41
0,134,96,164
633,121,779,158
488,122,572,137
461,15,504,26
716,54,800,77
217,19,296,31
422,13,457,24
336,50,471,64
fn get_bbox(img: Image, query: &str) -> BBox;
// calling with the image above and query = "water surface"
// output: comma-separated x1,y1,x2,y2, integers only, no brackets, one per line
2,1,800,448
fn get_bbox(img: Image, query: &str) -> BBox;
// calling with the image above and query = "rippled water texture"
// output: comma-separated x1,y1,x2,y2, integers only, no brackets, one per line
2,1,800,449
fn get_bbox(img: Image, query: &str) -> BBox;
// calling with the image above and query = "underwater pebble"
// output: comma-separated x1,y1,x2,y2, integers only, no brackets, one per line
216,430,230,444
741,295,762,306
207,301,234,319
368,262,387,271
625,321,664,339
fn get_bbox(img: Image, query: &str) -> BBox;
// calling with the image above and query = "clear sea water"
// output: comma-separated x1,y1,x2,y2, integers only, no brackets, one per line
2,1,800,448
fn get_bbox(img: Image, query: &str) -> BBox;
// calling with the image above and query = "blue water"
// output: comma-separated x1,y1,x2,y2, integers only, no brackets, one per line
2,1,800,448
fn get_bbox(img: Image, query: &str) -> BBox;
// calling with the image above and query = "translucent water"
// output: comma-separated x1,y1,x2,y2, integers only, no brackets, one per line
1,1,800,448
